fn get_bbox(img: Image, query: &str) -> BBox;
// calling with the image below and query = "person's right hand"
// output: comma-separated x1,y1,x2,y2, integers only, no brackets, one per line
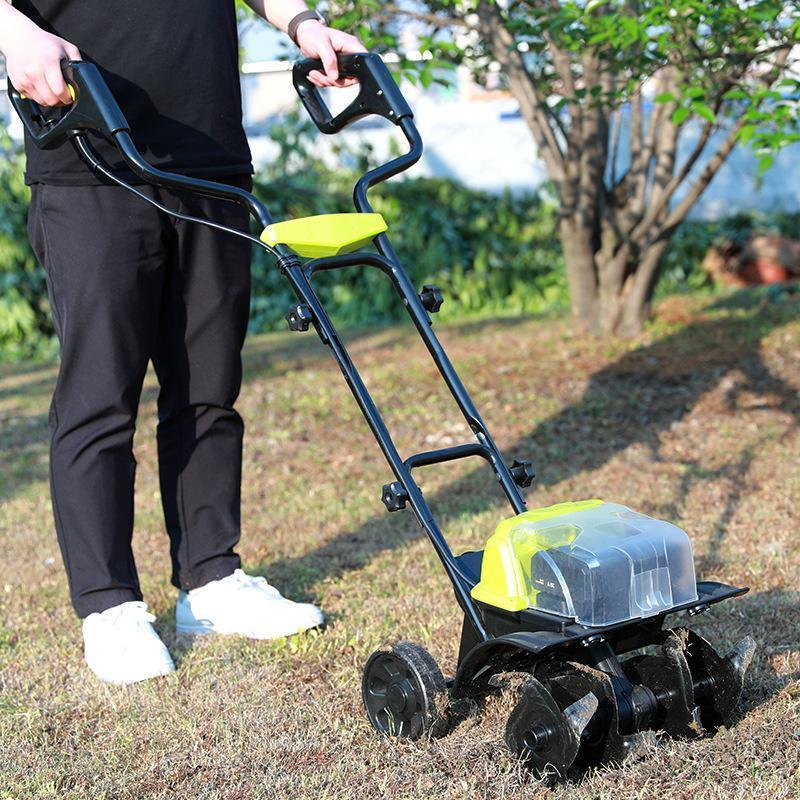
4,14,81,106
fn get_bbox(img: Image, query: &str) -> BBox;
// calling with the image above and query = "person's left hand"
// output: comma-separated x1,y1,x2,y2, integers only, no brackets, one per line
295,22,366,88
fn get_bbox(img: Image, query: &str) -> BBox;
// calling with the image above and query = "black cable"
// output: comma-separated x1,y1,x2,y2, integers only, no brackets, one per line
71,135,279,257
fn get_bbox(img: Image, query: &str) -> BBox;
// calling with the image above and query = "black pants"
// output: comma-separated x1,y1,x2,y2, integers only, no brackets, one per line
28,177,253,618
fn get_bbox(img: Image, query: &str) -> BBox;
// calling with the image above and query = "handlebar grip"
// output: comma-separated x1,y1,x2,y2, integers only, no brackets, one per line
293,52,413,134
8,60,129,150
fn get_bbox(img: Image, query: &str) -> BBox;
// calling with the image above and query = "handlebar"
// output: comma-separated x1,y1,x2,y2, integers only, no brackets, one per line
293,53,412,134
8,60,129,149
8,55,420,227
8,60,272,226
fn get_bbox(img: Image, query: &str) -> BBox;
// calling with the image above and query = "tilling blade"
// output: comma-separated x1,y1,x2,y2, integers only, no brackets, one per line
504,675,587,778
563,691,599,738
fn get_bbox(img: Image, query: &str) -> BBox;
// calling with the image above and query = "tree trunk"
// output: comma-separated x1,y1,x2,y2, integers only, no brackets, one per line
619,239,671,336
560,218,672,338
559,216,599,333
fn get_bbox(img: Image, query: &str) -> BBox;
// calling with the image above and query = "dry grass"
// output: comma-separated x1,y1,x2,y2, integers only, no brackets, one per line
1,290,799,799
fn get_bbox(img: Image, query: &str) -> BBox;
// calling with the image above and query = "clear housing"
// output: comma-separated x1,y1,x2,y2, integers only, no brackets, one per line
521,502,698,626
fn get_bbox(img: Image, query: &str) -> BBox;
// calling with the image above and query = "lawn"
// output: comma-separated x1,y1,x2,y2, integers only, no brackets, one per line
1,290,798,799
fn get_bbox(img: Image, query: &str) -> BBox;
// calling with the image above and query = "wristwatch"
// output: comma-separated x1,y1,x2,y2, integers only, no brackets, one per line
288,8,327,45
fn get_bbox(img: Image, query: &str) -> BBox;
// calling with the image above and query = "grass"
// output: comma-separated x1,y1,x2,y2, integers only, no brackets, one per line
0,289,799,799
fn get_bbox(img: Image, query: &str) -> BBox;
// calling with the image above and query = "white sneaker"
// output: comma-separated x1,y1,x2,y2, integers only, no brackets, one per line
82,601,175,685
176,569,324,640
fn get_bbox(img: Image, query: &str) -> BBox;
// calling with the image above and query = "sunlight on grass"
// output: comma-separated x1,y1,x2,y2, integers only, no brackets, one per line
1,292,799,799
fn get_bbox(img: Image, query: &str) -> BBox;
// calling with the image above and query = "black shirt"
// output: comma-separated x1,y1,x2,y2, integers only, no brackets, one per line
14,0,253,185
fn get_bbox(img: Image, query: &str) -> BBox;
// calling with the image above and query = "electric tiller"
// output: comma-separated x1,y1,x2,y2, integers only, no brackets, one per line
10,56,756,776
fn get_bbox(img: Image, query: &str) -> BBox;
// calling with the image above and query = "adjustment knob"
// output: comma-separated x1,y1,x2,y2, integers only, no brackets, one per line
510,459,535,488
285,303,313,332
381,481,409,512
419,285,444,313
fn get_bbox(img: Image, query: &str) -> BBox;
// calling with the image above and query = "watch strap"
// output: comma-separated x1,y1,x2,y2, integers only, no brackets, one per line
288,9,325,44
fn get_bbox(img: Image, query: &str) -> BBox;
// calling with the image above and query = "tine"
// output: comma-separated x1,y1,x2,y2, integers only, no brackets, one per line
563,692,599,738
727,635,757,678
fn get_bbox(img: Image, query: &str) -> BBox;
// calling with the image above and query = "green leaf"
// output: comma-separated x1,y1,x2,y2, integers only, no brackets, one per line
654,91,677,104
683,86,706,100
672,106,690,125
738,124,758,145
692,102,716,123
723,89,749,101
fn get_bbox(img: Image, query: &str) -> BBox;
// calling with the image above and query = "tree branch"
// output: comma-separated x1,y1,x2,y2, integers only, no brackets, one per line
372,4,465,29
542,27,583,153
609,106,622,189
653,45,792,240
475,1,567,183
630,67,678,217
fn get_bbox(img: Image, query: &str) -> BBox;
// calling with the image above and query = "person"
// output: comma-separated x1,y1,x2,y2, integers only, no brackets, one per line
0,0,365,685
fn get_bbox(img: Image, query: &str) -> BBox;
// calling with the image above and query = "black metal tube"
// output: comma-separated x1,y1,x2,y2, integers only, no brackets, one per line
112,130,273,228
72,110,500,641
280,256,488,641
405,443,493,471
353,117,423,213
306,251,527,515
72,135,276,254
347,120,527,515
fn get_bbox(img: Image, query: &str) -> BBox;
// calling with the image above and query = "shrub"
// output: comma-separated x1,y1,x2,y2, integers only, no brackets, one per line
2,120,795,360
0,130,55,360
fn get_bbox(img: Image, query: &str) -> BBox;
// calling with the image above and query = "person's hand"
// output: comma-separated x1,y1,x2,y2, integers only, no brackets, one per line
295,22,366,88
3,14,81,106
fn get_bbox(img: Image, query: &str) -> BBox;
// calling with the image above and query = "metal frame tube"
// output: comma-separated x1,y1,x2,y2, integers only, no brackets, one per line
279,255,488,640
405,443,494,471
69,110,517,644
112,131,274,228
306,251,527,515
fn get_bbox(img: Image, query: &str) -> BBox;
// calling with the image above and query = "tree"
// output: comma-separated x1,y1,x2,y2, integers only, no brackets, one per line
331,1,800,335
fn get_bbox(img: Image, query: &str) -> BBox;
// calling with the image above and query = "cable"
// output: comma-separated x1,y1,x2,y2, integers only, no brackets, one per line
71,135,279,257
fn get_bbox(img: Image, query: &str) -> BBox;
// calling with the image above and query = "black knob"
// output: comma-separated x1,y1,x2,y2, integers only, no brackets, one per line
381,481,409,512
510,459,535,488
285,303,313,332
419,285,444,313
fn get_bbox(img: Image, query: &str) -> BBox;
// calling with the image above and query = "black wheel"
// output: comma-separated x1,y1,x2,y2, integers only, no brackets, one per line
505,674,598,777
362,642,447,740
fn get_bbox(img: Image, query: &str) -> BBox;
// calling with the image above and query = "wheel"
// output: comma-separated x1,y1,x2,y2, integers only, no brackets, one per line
362,642,447,739
505,674,598,777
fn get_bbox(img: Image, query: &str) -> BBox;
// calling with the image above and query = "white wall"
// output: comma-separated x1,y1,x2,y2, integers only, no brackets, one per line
242,63,800,218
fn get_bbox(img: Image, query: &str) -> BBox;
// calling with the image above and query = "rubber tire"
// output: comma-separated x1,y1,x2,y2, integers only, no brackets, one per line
362,641,448,740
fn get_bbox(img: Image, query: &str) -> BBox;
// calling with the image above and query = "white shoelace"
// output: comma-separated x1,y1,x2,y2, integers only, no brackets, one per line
227,569,282,598
100,600,156,625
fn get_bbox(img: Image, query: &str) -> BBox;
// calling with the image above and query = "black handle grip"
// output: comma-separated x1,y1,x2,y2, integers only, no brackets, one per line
8,60,129,150
292,52,412,134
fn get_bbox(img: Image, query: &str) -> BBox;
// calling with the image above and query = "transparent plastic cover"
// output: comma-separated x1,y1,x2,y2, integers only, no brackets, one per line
472,500,699,626
525,502,698,626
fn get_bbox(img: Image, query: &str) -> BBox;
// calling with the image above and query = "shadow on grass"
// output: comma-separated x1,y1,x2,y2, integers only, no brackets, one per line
260,291,800,599
2,291,798,591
